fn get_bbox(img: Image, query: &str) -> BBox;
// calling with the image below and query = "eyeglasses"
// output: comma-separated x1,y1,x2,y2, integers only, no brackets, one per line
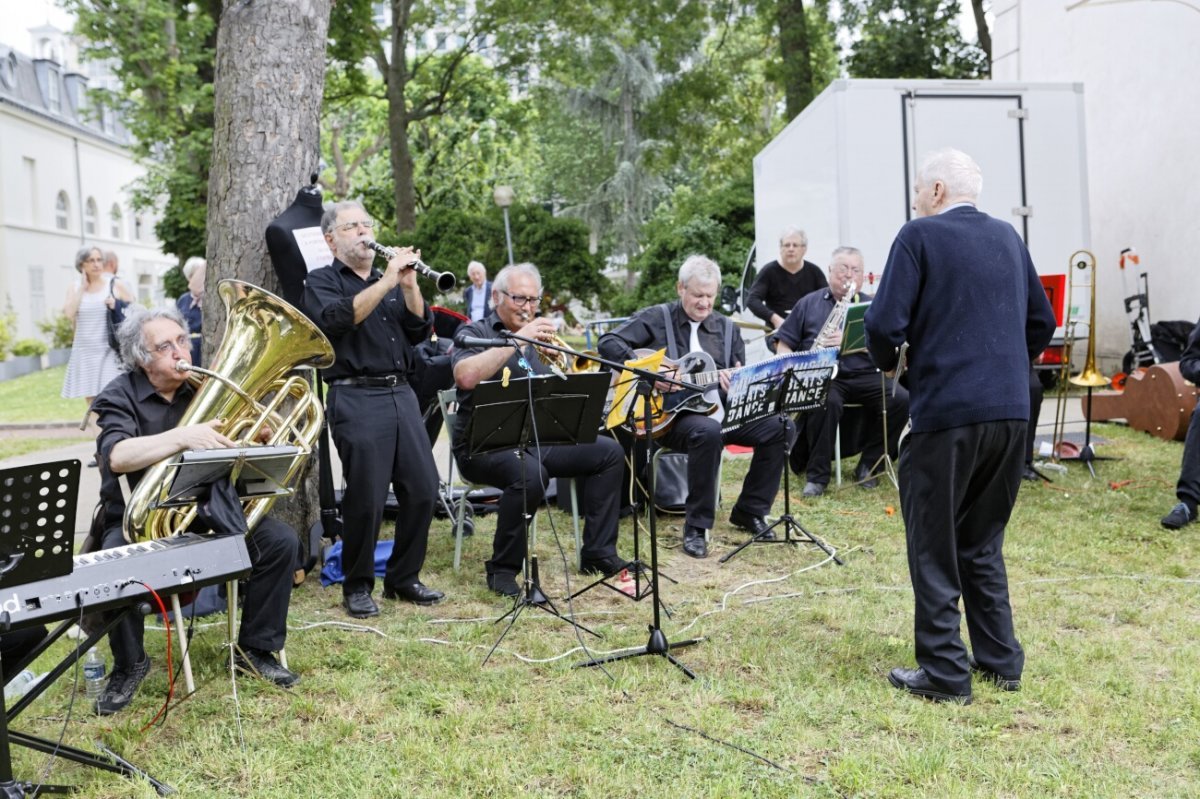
152,335,191,356
335,219,375,233
501,290,542,307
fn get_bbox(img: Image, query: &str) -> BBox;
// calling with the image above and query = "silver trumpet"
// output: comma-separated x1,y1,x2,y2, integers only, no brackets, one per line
365,240,456,292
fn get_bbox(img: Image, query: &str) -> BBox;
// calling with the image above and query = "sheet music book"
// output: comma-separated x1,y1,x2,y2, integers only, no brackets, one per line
159,445,299,507
722,349,838,433
841,301,871,354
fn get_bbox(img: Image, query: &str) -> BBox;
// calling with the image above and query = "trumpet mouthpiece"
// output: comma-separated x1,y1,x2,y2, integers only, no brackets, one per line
176,360,193,372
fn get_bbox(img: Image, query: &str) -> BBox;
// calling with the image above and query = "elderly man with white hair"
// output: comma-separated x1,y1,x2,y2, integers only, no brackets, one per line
599,255,796,559
865,148,1056,704
176,256,206,366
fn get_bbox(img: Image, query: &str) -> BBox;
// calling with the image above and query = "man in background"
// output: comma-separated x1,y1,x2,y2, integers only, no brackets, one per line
746,228,829,345
463,261,492,322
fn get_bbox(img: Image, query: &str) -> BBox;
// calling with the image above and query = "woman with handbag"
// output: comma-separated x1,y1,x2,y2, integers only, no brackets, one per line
61,245,134,414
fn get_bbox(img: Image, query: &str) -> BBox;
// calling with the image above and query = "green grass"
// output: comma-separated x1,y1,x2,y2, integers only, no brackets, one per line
0,435,92,460
9,422,1199,798
0,365,88,424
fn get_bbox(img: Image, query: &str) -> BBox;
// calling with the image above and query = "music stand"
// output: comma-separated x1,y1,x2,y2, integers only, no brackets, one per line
0,459,174,796
719,352,845,565
469,372,611,663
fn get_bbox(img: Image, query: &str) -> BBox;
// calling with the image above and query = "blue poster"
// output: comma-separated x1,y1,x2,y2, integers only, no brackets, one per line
722,349,838,433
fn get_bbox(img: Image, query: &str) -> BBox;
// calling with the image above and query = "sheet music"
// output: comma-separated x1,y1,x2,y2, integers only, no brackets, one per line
722,349,839,433
292,226,334,272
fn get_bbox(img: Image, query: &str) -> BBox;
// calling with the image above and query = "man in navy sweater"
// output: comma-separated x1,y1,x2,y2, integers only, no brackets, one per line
864,149,1056,704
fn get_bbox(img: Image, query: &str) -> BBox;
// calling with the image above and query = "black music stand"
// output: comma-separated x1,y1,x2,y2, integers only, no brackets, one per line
470,372,611,664
719,354,844,565
0,460,174,796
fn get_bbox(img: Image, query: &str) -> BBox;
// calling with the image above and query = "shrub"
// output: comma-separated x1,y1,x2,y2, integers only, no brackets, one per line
0,306,16,362
10,339,48,357
37,314,75,350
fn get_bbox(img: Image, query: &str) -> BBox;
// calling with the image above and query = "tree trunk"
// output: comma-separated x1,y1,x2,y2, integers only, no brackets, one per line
776,0,813,120
971,0,992,71
206,0,332,538
387,76,418,233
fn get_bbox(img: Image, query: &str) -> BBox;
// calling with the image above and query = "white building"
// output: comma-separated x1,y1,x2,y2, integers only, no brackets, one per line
991,0,1200,368
0,26,174,343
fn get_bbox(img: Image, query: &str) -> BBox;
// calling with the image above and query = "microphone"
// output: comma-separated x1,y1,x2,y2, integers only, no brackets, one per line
453,330,511,349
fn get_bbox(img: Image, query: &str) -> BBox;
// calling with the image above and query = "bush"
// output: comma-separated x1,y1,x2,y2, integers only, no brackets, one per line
37,314,75,350
0,306,16,362
10,339,48,357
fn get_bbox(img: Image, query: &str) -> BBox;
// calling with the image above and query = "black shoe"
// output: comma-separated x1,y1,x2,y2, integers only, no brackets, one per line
682,525,709,558
342,590,379,619
486,571,520,598
802,481,826,498
968,655,1021,692
86,457,98,468
853,462,879,489
579,554,630,577
728,507,775,541
887,667,972,704
1022,465,1041,482
383,582,445,606
95,655,151,716
235,648,300,688
1161,501,1196,530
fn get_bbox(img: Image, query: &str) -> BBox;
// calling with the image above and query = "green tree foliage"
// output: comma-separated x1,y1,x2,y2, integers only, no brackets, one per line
842,0,989,79
37,314,75,350
65,0,219,261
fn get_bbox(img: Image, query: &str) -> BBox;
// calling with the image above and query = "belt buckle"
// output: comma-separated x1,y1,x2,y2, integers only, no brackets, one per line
384,374,398,387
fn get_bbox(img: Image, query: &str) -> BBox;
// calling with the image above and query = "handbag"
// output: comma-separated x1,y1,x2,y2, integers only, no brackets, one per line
106,279,128,352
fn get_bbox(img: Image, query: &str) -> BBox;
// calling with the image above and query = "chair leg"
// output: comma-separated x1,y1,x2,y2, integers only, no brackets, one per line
834,422,843,487
569,479,581,569
454,491,466,572
171,594,196,694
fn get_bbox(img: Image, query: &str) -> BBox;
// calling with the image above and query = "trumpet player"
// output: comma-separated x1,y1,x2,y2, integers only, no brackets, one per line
774,247,909,497
303,200,444,618
451,263,626,597
91,307,302,715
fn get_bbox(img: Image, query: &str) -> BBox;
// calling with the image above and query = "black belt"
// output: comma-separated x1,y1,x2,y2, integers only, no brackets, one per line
328,374,406,388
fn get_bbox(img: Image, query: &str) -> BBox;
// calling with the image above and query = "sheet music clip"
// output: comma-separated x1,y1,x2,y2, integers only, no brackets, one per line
158,445,300,508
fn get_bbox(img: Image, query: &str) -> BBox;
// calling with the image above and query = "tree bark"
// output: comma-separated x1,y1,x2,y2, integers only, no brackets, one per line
971,0,992,69
206,0,332,538
777,0,814,120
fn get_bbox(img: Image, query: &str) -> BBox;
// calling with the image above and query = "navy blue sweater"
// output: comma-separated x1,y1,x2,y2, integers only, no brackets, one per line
864,205,1056,433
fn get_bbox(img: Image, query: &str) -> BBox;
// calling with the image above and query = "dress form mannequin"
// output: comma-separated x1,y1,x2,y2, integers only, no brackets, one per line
265,175,327,308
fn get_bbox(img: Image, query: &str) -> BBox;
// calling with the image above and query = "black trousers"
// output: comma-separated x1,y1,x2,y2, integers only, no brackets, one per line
658,412,795,530
898,420,1026,693
103,518,298,670
798,371,908,485
457,436,624,576
328,384,438,594
1177,402,1200,507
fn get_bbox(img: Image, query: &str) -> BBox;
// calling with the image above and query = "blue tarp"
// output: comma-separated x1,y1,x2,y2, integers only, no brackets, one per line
319,540,396,587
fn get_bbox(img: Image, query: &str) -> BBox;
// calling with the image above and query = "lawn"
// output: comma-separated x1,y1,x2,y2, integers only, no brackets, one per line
0,365,88,424
7,421,1198,797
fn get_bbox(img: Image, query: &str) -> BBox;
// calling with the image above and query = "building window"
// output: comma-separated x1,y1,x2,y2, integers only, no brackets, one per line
55,191,70,231
28,267,46,329
47,69,61,114
85,197,98,235
134,215,144,240
110,204,123,239
436,32,448,51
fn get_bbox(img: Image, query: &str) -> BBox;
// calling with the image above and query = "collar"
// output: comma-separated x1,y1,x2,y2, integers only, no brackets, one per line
334,257,379,283
938,202,976,215
132,368,194,405
673,302,723,333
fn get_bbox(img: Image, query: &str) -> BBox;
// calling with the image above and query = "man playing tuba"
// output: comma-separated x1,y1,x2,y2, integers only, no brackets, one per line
91,307,301,716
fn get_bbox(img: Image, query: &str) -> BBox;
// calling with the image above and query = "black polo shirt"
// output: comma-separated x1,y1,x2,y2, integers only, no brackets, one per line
449,312,555,452
93,369,196,529
775,289,877,375
302,258,433,382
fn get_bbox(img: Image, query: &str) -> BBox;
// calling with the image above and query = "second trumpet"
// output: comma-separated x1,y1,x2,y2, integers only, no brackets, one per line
365,241,456,292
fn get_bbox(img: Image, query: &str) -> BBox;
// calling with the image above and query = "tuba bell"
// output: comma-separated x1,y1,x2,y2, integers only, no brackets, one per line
124,280,335,542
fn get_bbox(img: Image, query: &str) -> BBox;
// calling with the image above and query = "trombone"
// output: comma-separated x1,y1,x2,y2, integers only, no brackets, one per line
1050,249,1109,462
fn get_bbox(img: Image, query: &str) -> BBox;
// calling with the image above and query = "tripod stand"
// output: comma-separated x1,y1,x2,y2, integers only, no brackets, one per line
472,372,612,664
721,367,844,565
577,377,701,679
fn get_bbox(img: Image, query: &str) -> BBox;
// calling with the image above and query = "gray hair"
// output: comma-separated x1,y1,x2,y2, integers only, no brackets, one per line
467,260,486,277
829,246,863,264
320,200,367,235
493,263,541,296
116,305,188,370
74,245,101,273
917,148,983,201
182,256,206,280
779,228,808,246
677,255,721,288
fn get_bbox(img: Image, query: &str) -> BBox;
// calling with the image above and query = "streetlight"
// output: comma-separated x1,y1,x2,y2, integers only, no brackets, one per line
493,184,515,266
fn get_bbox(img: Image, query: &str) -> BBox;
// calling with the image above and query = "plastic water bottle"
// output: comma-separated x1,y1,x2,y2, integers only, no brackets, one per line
83,647,107,702
4,670,38,703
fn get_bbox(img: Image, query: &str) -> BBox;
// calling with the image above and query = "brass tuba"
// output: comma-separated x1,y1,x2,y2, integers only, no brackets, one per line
124,280,335,542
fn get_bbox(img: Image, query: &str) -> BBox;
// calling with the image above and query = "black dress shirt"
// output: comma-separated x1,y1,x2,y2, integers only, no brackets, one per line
746,260,829,324
302,258,433,382
93,370,196,530
597,302,745,369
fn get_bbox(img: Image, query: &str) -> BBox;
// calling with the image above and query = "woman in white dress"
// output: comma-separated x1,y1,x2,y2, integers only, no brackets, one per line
61,246,135,407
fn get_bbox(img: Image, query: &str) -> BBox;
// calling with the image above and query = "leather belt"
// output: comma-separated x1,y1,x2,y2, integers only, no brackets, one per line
328,374,406,388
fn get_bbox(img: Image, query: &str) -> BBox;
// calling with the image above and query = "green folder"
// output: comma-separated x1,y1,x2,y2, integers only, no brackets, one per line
840,301,871,354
